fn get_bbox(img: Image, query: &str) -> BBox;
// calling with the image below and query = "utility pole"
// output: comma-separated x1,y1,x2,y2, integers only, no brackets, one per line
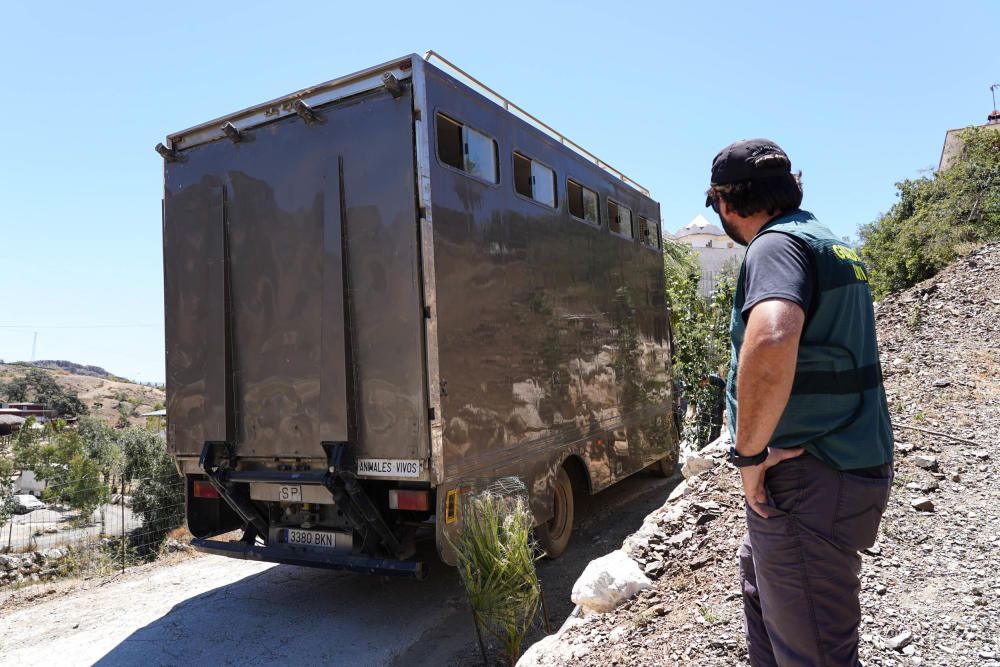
992,83,999,111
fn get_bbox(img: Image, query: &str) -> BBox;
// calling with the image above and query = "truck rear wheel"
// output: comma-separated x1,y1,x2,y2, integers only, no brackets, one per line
648,454,679,478
536,467,574,559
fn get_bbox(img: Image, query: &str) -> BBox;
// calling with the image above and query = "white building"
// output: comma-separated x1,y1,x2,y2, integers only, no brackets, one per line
12,469,47,498
671,214,737,249
669,215,746,294
938,109,1000,171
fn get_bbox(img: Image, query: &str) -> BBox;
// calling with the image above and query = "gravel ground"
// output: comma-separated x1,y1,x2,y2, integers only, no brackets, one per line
523,244,1000,666
0,468,678,666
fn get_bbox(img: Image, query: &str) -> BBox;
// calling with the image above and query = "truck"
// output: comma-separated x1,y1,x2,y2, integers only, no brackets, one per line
159,52,678,579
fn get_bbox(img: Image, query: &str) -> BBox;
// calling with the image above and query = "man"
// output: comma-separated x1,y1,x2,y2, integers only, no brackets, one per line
706,139,894,666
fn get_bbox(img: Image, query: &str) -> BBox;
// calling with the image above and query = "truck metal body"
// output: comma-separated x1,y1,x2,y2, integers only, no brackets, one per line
161,53,677,578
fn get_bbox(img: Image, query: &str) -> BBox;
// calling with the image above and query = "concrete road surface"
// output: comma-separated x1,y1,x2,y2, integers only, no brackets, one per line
0,471,678,666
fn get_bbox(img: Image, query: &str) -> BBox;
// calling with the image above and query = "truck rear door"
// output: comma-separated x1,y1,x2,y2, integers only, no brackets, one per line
164,83,429,470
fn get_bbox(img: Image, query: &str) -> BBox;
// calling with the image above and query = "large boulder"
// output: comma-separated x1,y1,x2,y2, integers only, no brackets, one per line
570,550,652,613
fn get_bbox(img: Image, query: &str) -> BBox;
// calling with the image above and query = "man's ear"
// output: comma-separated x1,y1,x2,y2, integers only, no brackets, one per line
718,197,733,219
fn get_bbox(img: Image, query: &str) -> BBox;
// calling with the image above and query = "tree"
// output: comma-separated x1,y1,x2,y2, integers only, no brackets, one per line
0,456,18,525
64,453,110,524
663,242,737,447
0,368,88,417
77,417,122,491
860,126,1000,298
117,427,184,553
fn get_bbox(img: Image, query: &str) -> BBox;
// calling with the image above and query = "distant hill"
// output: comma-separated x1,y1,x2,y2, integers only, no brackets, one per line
0,363,165,427
26,360,127,381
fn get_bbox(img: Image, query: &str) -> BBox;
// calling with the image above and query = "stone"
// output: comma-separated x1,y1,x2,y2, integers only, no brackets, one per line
0,555,20,571
912,455,938,470
694,512,719,527
932,379,950,388
667,530,693,546
886,630,913,650
689,555,713,570
910,498,935,512
571,551,652,614
644,560,664,577
608,625,630,642
667,480,690,503
682,456,716,479
41,548,64,561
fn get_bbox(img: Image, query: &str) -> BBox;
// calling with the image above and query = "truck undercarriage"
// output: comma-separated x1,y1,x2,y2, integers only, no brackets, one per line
191,441,428,578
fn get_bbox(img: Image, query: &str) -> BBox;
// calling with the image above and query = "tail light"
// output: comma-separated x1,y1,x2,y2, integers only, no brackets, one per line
388,489,430,511
193,480,220,499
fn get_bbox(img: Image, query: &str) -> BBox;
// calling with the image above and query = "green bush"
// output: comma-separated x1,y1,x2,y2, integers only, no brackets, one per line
859,126,1000,298
663,241,736,447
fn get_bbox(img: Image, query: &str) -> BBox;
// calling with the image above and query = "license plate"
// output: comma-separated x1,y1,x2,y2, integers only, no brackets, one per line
278,485,302,502
283,528,342,549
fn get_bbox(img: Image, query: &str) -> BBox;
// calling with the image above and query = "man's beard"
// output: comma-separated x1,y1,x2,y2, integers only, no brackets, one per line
718,212,748,246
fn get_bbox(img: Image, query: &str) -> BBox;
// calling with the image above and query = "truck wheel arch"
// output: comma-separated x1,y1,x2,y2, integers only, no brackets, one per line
561,454,592,497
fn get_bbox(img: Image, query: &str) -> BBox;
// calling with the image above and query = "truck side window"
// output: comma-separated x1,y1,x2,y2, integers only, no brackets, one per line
568,179,599,225
639,216,661,249
436,112,499,184
608,200,634,239
513,152,556,208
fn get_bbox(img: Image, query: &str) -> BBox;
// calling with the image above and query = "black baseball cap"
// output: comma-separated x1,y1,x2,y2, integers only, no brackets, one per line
707,138,792,195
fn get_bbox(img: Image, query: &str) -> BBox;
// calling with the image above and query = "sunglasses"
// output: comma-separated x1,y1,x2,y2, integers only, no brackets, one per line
707,195,721,214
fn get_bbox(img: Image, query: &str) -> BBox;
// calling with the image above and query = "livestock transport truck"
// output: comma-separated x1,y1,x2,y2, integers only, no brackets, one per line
159,52,678,579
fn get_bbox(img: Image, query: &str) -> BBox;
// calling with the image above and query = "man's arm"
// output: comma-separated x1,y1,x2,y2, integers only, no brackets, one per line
734,298,805,456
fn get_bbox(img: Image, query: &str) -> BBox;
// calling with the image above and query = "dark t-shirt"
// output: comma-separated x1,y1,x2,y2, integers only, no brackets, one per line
740,231,817,323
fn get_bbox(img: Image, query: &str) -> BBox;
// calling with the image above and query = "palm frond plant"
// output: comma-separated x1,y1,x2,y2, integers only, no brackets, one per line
451,482,542,666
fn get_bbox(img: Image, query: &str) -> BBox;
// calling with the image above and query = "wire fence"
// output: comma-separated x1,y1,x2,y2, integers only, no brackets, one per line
1,471,185,583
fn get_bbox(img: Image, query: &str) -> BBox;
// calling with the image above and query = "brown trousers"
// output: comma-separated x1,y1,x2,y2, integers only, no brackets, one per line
740,454,892,667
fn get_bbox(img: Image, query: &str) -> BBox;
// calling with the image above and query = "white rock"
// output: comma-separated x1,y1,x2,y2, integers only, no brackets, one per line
682,456,716,479
667,480,690,502
516,614,588,666
571,550,652,614
886,629,913,650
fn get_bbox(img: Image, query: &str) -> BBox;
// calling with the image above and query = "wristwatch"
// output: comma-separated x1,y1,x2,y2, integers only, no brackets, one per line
728,446,768,468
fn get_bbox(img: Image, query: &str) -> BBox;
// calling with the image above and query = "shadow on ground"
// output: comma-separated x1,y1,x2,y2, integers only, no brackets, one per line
94,472,679,667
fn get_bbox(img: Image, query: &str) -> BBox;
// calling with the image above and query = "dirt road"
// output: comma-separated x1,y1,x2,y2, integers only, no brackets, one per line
0,471,678,666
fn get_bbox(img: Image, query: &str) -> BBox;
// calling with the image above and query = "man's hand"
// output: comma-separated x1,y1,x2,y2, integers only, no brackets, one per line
740,447,805,518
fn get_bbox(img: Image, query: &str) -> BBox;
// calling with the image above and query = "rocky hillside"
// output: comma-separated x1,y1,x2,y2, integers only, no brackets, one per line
0,363,164,428
522,244,1000,666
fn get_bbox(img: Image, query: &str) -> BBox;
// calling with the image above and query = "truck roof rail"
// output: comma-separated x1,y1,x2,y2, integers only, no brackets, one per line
423,50,651,197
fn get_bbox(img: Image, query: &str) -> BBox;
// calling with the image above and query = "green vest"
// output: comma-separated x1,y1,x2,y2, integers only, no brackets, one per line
726,210,894,470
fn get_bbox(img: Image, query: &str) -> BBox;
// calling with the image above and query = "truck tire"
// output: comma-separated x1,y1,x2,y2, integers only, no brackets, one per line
649,415,682,478
648,454,679,478
536,467,574,559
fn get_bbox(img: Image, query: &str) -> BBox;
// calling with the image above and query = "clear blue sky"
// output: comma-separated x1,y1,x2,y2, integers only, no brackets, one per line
1,1,997,382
